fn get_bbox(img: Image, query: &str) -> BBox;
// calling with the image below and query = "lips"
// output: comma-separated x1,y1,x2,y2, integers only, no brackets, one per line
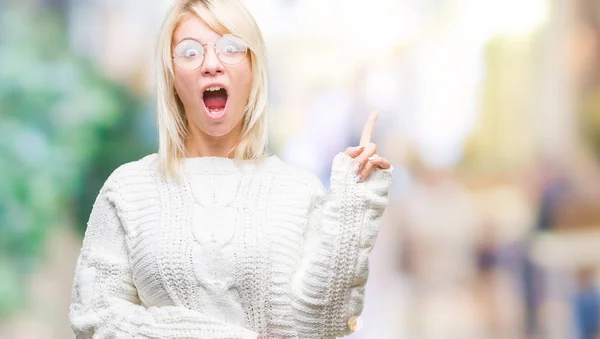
202,84,228,120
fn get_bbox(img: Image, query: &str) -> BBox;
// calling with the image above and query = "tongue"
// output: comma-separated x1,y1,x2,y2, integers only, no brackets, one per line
204,90,227,110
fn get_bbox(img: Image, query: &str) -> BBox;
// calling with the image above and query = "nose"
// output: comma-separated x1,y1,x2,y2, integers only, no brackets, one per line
200,44,224,76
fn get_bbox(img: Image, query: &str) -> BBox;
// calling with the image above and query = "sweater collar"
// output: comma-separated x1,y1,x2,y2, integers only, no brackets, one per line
181,154,279,175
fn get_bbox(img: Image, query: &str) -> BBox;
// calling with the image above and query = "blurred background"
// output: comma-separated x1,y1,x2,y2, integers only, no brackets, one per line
1,0,600,338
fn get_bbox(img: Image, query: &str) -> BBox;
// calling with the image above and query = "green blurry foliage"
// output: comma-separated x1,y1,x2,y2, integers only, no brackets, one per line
0,6,155,317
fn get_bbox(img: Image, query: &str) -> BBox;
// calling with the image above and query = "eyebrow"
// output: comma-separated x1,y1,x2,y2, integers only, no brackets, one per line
176,37,202,44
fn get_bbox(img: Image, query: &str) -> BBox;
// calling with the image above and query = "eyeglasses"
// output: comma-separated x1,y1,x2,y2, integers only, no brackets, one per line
172,34,248,71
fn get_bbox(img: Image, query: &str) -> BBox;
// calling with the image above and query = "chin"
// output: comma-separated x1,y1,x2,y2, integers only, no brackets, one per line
202,127,230,138
201,121,237,138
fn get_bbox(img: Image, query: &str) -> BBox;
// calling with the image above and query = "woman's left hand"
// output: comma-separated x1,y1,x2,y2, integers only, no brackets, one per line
344,111,392,183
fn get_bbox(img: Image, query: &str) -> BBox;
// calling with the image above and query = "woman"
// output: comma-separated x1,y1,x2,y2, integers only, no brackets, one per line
69,0,392,338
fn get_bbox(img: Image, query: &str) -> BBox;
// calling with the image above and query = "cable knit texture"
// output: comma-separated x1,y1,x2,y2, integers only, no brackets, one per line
69,152,392,338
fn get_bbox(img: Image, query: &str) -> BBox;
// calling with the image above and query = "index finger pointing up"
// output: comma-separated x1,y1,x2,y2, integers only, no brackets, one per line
359,111,379,146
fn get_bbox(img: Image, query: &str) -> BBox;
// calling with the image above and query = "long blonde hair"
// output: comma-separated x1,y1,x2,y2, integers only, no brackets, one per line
155,0,268,179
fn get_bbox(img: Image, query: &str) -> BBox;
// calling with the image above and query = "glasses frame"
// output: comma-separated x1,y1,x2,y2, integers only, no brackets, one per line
172,34,248,71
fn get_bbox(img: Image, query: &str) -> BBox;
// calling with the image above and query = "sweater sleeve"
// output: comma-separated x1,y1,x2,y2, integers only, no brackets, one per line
291,152,392,338
69,175,258,339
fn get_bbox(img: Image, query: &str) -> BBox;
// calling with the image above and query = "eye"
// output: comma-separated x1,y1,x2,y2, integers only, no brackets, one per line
183,49,200,57
223,44,241,53
217,35,248,54
174,40,203,58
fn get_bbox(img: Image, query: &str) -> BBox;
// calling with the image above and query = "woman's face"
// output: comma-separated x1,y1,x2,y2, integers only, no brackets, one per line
172,13,252,138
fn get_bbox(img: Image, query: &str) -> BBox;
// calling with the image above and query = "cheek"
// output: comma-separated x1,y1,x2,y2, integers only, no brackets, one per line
233,64,253,103
173,71,198,102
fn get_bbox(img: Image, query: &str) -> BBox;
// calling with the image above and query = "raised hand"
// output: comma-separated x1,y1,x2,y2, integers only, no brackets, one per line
343,111,392,183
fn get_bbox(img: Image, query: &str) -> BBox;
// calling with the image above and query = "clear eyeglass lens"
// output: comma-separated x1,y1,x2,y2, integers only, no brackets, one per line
173,40,204,70
173,34,248,70
215,35,248,65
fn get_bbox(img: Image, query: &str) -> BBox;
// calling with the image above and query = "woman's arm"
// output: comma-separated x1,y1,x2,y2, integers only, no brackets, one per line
69,179,258,339
291,152,392,338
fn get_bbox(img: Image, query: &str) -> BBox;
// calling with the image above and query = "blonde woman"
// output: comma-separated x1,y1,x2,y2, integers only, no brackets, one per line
68,0,392,338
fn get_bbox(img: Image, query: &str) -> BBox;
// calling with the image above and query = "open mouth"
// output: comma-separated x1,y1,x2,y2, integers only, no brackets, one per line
203,86,228,119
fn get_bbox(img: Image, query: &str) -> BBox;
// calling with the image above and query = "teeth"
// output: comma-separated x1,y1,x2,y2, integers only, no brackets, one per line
205,86,223,92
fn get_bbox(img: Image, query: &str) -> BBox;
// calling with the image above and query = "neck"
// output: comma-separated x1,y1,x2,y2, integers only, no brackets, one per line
185,124,242,159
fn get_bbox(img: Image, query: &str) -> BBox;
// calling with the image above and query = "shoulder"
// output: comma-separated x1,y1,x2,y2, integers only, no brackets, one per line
266,155,327,198
91,154,160,234
103,153,159,192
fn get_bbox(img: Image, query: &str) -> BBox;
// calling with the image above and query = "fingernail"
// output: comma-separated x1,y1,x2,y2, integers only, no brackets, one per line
354,174,362,183
356,145,365,150
353,162,360,174
368,155,378,161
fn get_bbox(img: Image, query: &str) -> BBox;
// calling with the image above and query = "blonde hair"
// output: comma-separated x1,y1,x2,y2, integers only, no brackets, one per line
155,0,269,179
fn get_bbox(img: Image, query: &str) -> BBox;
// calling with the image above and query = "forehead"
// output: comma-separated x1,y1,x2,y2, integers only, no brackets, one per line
173,13,221,44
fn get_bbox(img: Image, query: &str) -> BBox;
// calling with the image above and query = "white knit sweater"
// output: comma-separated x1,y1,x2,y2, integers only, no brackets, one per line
69,152,392,338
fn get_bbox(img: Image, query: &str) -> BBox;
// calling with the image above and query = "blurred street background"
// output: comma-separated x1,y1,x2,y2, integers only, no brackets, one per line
2,0,600,338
